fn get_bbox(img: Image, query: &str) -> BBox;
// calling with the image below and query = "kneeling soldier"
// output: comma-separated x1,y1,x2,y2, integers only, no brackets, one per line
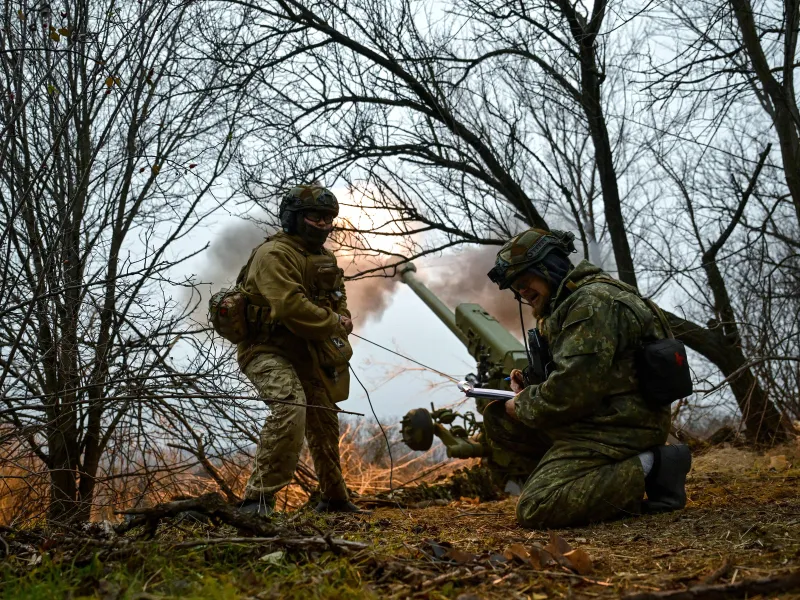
488,229,692,528
237,185,367,516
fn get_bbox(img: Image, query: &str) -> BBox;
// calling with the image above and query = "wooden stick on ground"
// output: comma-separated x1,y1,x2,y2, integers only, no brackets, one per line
700,557,733,585
115,493,278,537
169,536,369,552
623,569,800,600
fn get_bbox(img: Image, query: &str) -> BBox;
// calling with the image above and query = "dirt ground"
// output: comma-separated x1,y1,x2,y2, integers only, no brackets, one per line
320,444,800,599
2,444,800,599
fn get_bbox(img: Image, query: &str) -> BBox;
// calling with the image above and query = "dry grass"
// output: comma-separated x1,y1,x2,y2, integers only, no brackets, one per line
0,419,471,524
2,442,800,599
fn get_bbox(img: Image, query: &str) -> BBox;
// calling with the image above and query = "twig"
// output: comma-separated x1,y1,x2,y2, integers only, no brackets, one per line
169,536,368,551
700,557,733,585
416,567,473,591
114,492,279,537
456,512,504,517
622,569,800,600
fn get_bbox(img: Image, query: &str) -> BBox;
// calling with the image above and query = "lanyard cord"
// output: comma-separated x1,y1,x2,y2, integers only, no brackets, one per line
350,333,460,382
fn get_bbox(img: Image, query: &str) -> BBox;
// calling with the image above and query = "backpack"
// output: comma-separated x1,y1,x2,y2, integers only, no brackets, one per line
208,244,270,344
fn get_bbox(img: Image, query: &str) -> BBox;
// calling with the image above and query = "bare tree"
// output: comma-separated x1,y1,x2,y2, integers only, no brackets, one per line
219,0,794,443
0,0,242,523
648,0,800,225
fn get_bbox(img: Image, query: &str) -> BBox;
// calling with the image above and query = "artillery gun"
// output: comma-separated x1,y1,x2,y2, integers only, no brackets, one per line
398,263,550,487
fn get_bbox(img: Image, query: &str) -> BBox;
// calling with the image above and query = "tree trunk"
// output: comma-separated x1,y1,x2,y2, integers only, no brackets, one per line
668,313,790,444
729,0,800,225
581,61,638,289
46,407,81,524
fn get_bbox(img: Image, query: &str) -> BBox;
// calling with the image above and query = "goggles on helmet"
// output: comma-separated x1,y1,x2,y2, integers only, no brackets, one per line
488,230,576,290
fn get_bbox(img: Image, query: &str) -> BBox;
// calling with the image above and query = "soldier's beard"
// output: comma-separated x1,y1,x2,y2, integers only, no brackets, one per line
521,290,551,318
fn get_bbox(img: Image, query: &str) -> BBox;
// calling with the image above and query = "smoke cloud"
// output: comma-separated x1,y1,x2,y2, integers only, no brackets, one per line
198,220,398,325
203,220,273,290
423,246,532,335
341,264,399,324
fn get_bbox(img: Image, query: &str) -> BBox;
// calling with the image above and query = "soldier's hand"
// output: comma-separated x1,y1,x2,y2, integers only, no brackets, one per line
340,315,353,334
504,398,517,419
509,369,525,393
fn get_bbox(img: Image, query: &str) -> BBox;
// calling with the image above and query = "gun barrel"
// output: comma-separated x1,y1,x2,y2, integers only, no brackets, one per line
398,263,469,346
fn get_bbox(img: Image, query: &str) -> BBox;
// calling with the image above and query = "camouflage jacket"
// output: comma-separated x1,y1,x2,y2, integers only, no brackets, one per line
514,260,671,459
236,232,350,372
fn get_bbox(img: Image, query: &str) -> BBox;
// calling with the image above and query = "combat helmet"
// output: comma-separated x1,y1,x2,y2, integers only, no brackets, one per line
279,185,339,233
488,228,576,290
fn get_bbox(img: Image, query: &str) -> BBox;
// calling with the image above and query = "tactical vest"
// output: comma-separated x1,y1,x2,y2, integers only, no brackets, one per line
238,234,353,402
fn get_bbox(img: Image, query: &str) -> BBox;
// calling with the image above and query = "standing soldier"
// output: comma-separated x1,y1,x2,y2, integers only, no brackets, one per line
236,185,366,516
488,228,692,528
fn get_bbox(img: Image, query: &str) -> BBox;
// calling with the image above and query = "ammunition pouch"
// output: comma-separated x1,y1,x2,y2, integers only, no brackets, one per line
308,254,344,296
209,288,272,344
309,325,353,403
635,338,692,406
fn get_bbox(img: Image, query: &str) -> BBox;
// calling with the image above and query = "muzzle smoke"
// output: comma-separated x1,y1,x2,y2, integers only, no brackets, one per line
424,246,533,335
200,220,398,324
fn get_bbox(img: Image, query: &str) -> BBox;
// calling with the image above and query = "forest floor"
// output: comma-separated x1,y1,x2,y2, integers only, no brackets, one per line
2,443,800,600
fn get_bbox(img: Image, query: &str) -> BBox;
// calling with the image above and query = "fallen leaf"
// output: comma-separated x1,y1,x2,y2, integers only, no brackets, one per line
459,496,480,505
528,543,556,569
563,548,593,575
445,547,477,564
488,553,508,567
531,594,548,600
503,542,530,563
544,532,573,557
259,550,284,564
770,455,790,472
425,539,451,560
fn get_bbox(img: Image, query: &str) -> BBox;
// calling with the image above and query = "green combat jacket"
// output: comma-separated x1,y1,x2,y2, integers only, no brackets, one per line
514,260,671,459
237,232,352,401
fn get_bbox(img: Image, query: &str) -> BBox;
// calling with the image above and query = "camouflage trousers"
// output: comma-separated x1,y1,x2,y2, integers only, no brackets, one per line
243,353,348,504
515,442,646,529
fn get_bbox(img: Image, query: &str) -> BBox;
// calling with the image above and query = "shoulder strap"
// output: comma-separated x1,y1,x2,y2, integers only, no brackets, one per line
574,276,674,339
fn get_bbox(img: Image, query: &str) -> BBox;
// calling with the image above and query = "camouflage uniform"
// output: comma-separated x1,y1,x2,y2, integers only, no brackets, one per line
512,260,671,528
242,353,347,502
238,216,351,505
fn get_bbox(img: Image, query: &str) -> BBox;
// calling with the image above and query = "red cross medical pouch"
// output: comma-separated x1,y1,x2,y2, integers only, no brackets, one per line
635,338,693,406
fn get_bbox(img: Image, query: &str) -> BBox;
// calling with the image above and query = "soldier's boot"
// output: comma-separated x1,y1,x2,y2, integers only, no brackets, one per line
643,444,692,513
314,498,372,514
239,497,275,518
